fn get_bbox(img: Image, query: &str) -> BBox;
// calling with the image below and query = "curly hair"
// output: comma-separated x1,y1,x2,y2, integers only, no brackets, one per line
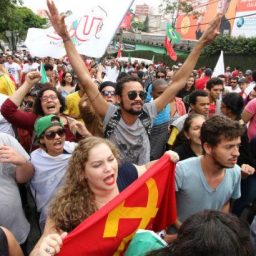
33,85,66,115
48,136,120,232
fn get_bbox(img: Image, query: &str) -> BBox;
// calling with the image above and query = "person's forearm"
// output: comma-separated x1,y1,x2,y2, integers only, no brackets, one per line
16,161,34,183
9,81,32,107
63,40,91,85
171,41,205,86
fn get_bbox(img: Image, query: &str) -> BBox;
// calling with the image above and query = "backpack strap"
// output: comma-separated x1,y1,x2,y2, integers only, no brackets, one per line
104,108,152,138
104,108,122,138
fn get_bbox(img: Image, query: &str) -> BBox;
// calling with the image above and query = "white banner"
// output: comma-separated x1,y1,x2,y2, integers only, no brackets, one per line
213,50,225,77
25,0,134,58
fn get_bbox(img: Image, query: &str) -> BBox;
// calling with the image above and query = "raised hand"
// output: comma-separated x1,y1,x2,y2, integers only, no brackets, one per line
199,13,223,46
26,71,41,86
46,0,69,39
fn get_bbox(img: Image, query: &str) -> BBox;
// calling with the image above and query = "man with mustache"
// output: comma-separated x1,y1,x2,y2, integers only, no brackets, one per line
46,0,222,164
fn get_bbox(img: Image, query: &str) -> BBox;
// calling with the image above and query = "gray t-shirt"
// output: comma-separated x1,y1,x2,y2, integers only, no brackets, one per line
175,157,241,222
0,133,30,244
103,102,157,165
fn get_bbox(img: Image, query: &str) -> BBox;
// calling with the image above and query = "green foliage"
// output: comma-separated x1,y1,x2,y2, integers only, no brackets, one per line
160,0,195,26
203,36,256,56
0,1,46,41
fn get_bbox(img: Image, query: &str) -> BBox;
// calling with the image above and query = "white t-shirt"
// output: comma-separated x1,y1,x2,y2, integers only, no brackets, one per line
4,62,21,84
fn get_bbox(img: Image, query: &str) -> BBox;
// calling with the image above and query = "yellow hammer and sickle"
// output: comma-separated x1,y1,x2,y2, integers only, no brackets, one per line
103,178,159,255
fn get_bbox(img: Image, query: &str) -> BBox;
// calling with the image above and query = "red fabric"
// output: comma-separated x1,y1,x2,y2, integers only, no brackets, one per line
209,102,216,116
175,97,187,116
120,12,132,29
195,76,210,90
58,155,176,256
117,43,122,58
164,36,177,61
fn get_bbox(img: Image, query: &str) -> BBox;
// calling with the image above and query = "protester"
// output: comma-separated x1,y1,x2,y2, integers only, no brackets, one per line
206,77,224,116
58,71,75,98
99,81,117,104
167,90,209,148
45,0,222,164
173,114,205,161
30,115,87,230
30,136,179,256
174,115,243,229
1,71,89,142
0,133,34,255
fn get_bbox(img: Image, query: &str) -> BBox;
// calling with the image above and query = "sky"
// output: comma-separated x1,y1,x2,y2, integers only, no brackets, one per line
22,0,162,12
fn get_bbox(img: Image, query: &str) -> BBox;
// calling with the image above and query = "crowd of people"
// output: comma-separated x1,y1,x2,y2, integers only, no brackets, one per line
0,1,256,255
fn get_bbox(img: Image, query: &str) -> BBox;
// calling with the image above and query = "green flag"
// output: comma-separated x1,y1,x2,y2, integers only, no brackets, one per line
40,62,48,84
166,23,181,44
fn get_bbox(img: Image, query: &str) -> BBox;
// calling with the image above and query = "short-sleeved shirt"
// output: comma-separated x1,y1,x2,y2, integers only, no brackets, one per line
117,162,138,192
244,98,256,141
103,103,157,165
0,133,30,244
175,157,241,222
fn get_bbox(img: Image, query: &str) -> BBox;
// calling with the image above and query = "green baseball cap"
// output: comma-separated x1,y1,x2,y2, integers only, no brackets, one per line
34,114,64,138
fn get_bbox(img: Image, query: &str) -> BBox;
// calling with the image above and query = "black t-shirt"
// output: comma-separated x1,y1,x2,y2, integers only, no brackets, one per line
117,162,138,192
173,143,197,161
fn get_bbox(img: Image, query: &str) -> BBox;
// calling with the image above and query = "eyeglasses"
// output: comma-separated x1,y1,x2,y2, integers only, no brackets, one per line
23,100,34,108
127,90,147,100
43,128,65,140
101,91,116,97
41,95,58,102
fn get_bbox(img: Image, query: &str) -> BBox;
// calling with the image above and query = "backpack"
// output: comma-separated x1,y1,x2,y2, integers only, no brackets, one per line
104,108,152,138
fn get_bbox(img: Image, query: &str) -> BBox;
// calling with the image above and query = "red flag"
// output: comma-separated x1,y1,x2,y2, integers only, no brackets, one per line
120,12,132,29
58,155,176,256
117,42,122,58
164,36,177,61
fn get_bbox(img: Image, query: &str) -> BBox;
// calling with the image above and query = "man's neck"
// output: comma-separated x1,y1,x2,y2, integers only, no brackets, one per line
121,109,139,125
201,154,225,176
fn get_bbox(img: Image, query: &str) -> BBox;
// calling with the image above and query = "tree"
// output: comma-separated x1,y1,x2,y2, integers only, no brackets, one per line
159,0,199,27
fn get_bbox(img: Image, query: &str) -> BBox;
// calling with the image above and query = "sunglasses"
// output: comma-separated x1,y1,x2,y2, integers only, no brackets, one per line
101,91,116,97
157,75,165,78
23,100,34,108
127,90,147,100
43,128,65,140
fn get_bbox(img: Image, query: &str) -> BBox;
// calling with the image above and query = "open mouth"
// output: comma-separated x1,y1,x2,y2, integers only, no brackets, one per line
103,174,115,186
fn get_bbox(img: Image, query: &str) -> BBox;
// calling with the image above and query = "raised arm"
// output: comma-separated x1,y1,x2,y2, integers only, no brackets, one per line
9,71,41,107
154,14,222,112
46,0,109,119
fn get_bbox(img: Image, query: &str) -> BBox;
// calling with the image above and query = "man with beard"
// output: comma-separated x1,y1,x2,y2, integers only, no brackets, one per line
174,115,243,229
46,0,222,164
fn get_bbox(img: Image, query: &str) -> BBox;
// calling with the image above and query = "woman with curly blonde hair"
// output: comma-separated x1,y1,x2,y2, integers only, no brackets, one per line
31,136,179,256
